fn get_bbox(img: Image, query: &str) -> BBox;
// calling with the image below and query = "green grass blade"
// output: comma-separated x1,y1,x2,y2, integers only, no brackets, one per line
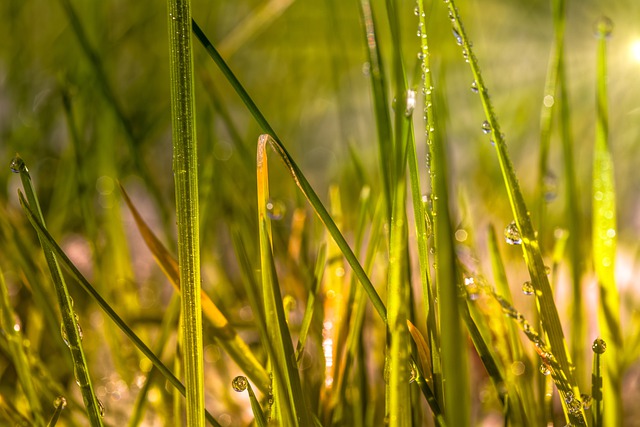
593,17,622,426
0,268,45,426
257,136,312,426
16,191,222,427
11,156,104,426
444,2,585,423
591,338,606,427
419,1,469,424
46,397,67,427
166,0,204,424
192,21,387,323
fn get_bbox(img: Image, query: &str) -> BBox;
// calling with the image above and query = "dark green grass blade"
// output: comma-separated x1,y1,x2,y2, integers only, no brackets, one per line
591,338,606,427
444,2,585,423
46,397,66,427
17,191,221,427
593,17,622,427
11,157,103,426
192,21,387,323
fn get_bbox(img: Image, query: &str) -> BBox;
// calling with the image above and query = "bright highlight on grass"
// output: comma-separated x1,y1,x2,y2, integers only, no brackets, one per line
630,39,640,62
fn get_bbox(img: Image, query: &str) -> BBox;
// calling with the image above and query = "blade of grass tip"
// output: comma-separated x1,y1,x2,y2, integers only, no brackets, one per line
119,184,271,392
257,135,311,427
230,377,268,427
166,0,204,424
357,0,393,218
593,17,623,427
191,21,387,323
444,2,586,422
16,192,222,427
10,156,104,426
591,338,606,427
0,268,45,426
419,1,470,425
46,397,67,427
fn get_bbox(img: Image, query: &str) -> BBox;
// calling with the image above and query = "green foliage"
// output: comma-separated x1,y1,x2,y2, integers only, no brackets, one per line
0,0,637,425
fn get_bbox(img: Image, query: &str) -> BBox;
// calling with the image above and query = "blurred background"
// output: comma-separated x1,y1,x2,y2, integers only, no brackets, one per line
1,0,639,425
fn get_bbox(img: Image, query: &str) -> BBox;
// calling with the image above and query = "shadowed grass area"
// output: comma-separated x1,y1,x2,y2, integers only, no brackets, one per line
0,0,638,425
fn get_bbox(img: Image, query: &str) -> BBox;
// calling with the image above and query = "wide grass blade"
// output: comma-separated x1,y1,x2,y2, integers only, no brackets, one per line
17,191,222,427
592,17,622,426
11,156,104,426
444,2,585,423
166,0,204,423
192,21,387,324
120,184,270,392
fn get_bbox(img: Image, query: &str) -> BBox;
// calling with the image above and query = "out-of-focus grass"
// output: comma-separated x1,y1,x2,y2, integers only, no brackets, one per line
0,0,639,425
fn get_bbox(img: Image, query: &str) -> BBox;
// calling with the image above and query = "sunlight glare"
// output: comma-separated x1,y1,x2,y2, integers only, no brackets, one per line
631,39,640,63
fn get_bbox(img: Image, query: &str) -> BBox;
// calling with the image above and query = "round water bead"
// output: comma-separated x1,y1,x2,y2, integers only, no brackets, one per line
522,281,534,296
592,338,607,354
54,396,67,409
504,221,522,245
266,199,286,220
481,120,491,134
539,364,551,376
9,155,27,174
232,375,248,392
594,16,613,38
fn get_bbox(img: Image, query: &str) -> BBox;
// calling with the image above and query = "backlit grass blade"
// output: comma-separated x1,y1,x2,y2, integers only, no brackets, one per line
11,156,103,426
591,338,606,427
120,184,270,392
0,268,44,426
444,2,585,423
257,135,312,426
17,192,221,427
166,0,204,423
192,21,387,324
418,1,469,424
46,397,66,427
592,17,622,426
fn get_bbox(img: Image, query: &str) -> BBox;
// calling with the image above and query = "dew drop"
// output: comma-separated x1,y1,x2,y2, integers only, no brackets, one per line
232,375,248,392
594,16,613,38
464,277,480,301
470,81,479,93
54,396,67,409
452,28,462,45
405,89,417,117
266,199,286,220
481,120,491,134
539,364,551,376
414,5,420,16
592,338,607,354
61,323,70,347
504,221,522,245
522,281,534,296
581,394,592,409
9,155,27,174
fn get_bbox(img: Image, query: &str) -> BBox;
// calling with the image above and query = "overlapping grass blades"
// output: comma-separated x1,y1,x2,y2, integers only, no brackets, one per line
12,156,104,426
445,1,586,423
17,191,221,427
593,17,622,426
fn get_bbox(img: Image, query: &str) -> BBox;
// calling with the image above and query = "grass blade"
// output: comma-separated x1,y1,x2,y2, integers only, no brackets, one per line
166,0,204,423
591,338,606,427
16,191,221,427
11,156,104,426
444,2,585,423
593,17,622,426
257,135,311,426
192,21,387,324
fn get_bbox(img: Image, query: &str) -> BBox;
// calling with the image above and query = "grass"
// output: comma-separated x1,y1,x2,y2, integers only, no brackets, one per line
1,0,638,426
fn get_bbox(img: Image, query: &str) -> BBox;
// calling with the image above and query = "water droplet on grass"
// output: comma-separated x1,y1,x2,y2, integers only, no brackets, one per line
266,199,286,220
539,364,551,376
470,81,479,93
232,375,248,392
504,221,522,245
452,28,462,45
405,90,417,117
54,396,67,409
10,155,27,174
97,399,105,418
481,120,491,134
594,16,613,38
522,281,534,295
592,338,607,354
